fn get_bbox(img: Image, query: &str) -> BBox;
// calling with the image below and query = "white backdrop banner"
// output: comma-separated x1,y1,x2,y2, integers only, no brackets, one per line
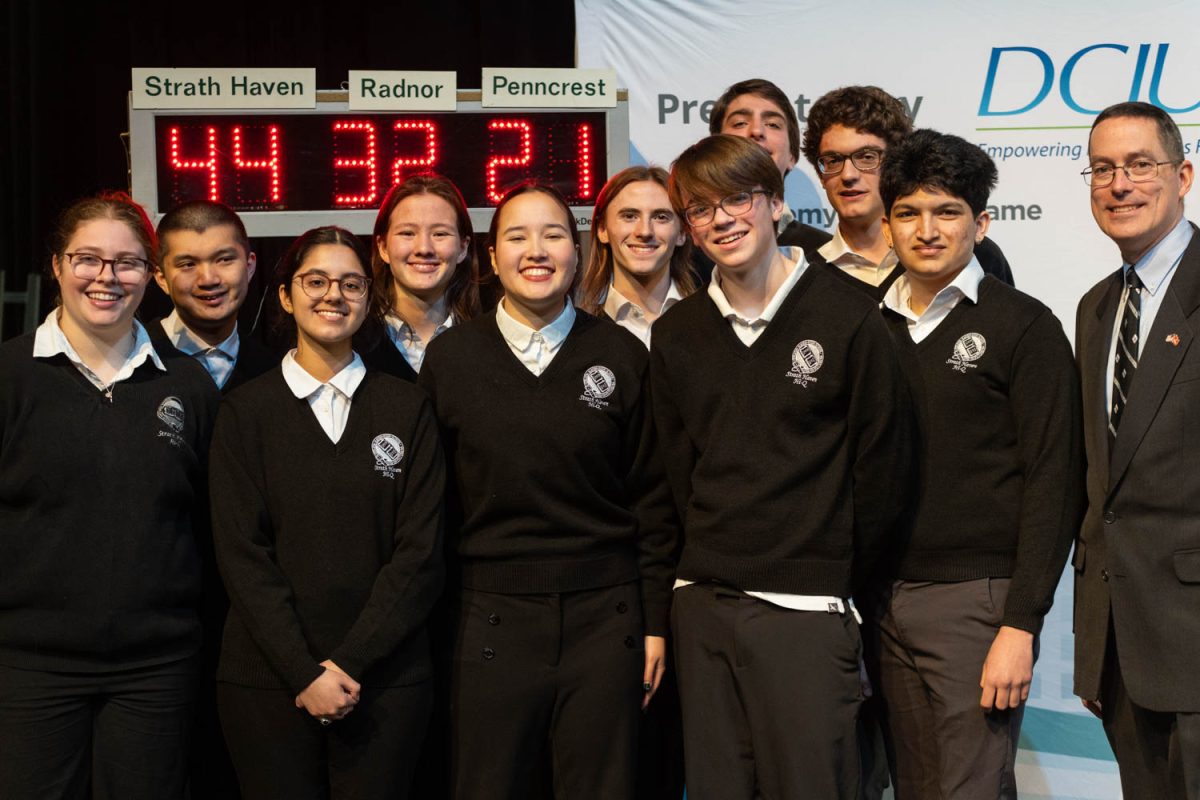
578,1,1200,797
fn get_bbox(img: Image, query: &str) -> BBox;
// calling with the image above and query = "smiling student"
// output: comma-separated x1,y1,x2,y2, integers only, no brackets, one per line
419,183,675,800
151,200,276,393
578,166,696,798
873,130,1083,799
802,86,1014,296
367,175,481,380
0,193,219,799
210,226,445,799
654,135,912,799
709,78,831,253
148,199,278,798
578,166,697,346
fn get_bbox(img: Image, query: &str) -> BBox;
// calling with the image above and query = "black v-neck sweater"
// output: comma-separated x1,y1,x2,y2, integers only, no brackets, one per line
649,264,914,597
210,368,445,692
418,309,677,636
364,337,419,383
881,277,1085,633
0,333,220,672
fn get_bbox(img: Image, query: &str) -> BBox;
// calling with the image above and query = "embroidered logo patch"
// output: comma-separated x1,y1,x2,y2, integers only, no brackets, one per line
947,333,987,373
156,396,186,448
372,434,405,479
580,365,616,409
786,340,824,387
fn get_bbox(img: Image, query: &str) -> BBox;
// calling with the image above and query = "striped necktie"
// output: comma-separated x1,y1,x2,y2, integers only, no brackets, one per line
1109,268,1143,441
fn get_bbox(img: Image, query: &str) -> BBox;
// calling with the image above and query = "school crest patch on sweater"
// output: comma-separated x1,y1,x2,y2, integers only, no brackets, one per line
786,340,823,387
371,433,405,479
156,396,186,447
580,365,616,409
947,333,987,373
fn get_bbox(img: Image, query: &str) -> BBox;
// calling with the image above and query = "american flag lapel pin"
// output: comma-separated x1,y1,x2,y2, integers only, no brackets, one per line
1166,333,1181,346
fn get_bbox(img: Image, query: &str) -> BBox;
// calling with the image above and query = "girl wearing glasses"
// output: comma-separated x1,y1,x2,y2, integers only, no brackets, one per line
419,183,676,800
0,192,219,799
367,175,481,380
210,226,444,798
577,166,697,348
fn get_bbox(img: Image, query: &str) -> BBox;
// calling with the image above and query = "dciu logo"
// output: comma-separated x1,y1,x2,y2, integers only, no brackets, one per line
979,43,1198,116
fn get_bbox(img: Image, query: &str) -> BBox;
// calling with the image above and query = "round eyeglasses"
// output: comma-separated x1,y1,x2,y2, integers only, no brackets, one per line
293,272,371,301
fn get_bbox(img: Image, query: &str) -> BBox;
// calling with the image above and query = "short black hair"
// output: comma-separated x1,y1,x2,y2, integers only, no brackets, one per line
880,129,997,216
157,200,250,265
1090,101,1184,163
708,78,800,168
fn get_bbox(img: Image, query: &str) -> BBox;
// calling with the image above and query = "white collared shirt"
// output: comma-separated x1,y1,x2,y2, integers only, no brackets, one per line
280,350,367,443
706,247,805,345
33,310,165,394
602,280,683,349
495,300,575,376
817,226,900,287
384,311,454,373
1104,216,1194,415
160,309,239,389
693,246,856,619
883,258,985,343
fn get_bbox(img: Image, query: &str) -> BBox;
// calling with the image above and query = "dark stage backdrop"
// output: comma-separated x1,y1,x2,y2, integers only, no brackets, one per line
0,0,575,341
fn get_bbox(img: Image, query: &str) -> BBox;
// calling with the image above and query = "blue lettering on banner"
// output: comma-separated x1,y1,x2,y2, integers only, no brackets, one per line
979,42,1200,116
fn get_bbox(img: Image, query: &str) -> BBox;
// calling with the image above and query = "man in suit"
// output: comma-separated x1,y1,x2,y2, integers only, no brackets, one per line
1075,100,1199,799
152,200,275,394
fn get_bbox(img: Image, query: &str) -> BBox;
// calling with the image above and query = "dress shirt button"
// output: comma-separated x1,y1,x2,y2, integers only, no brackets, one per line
482,647,495,660
1101,569,1110,582
616,601,628,614
488,613,501,625
624,636,636,649
1103,511,1117,524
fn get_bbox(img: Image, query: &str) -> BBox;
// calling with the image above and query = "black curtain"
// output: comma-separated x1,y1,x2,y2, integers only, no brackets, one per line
0,0,575,340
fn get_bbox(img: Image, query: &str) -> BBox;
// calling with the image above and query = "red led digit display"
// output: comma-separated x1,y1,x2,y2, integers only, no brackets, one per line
155,112,607,212
169,126,219,202
332,121,379,207
392,121,438,186
231,125,281,207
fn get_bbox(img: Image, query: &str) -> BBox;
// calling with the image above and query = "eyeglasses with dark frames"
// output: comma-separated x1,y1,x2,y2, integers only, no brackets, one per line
816,148,885,176
684,189,771,227
63,252,152,280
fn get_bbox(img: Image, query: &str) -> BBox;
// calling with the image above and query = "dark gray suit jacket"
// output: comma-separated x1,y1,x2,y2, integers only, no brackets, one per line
1074,221,1200,711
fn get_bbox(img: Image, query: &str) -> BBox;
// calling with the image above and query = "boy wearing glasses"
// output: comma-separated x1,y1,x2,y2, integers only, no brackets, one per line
150,201,275,394
709,78,831,253
651,134,912,799
1074,102,1200,799
874,129,1083,799
802,86,1014,295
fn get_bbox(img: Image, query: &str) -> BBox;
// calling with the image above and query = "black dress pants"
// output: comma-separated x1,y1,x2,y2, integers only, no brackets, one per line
672,583,863,800
450,582,645,800
217,679,431,800
0,657,195,800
